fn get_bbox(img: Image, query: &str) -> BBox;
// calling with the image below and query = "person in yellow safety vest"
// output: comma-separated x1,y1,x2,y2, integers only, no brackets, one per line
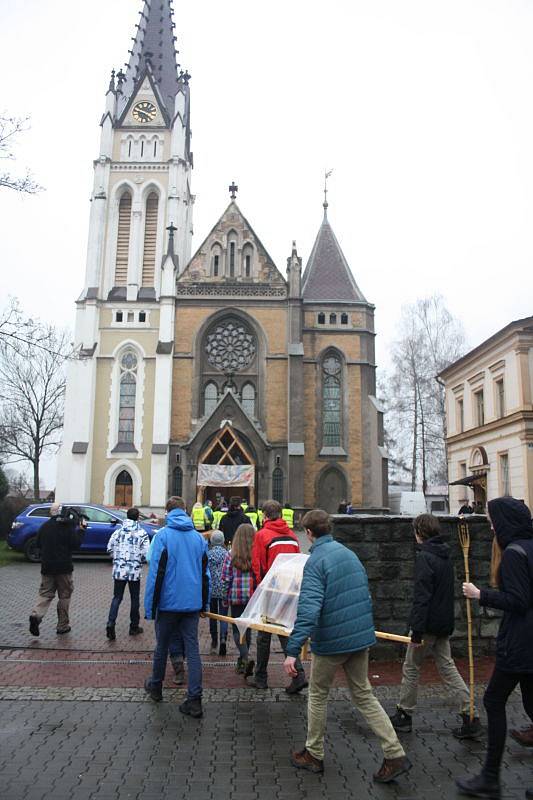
257,507,264,528
241,501,249,513
245,505,259,529
281,503,295,529
192,502,209,533
213,503,228,530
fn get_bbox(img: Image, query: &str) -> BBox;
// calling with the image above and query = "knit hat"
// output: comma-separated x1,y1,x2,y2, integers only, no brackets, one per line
210,530,225,546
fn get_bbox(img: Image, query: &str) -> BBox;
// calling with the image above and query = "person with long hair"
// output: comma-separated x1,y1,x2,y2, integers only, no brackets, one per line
221,523,256,677
456,496,533,799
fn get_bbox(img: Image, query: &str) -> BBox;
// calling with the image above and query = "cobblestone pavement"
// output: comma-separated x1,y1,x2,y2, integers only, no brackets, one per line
0,687,532,800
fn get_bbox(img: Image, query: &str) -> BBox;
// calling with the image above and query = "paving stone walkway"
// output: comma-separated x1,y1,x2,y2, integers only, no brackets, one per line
0,687,532,800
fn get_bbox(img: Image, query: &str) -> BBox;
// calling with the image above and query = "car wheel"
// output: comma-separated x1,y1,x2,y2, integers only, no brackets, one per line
24,536,41,563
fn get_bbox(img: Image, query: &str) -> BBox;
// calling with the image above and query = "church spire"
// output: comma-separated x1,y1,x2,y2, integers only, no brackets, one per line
118,0,184,119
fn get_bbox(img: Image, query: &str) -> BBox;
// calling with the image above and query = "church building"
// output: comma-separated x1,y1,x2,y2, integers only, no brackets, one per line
56,0,387,513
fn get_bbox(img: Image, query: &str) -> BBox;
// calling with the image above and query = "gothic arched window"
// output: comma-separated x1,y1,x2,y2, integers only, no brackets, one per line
204,382,218,416
115,191,132,285
227,230,238,277
322,353,342,448
142,192,158,287
242,243,253,278
341,313,349,325
118,350,138,444
272,467,283,503
318,313,325,325
211,244,222,277
329,313,337,325
241,383,256,416
173,466,183,496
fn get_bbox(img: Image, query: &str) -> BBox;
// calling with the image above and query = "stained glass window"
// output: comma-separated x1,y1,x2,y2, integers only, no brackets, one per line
118,350,137,443
272,467,283,503
322,354,342,447
204,382,218,416
173,466,183,496
242,383,255,416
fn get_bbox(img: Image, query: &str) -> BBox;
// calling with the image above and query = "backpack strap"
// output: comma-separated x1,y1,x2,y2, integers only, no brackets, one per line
507,543,527,557
152,548,168,618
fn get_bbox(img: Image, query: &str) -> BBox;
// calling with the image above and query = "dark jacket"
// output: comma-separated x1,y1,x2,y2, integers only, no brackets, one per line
219,508,249,544
144,508,210,619
408,534,455,642
286,535,375,657
479,497,533,672
36,516,84,575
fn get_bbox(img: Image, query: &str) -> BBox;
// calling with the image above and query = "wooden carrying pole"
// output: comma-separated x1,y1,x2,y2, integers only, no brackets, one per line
206,612,412,645
458,519,475,722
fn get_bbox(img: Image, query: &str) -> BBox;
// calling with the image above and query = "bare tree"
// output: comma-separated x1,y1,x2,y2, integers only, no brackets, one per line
0,321,71,499
383,295,466,489
0,113,43,194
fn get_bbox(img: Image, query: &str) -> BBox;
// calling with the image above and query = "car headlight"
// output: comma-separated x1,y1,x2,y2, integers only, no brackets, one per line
11,522,23,529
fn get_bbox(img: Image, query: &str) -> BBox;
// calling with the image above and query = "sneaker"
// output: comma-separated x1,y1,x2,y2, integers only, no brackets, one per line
29,616,40,637
179,697,203,718
235,658,245,674
106,624,116,641
455,773,501,798
144,677,163,702
129,626,143,636
290,748,324,774
244,659,255,678
171,657,185,686
219,641,227,657
56,627,72,635
453,713,483,740
373,756,412,783
510,725,533,747
248,676,268,690
285,673,308,695
389,707,413,733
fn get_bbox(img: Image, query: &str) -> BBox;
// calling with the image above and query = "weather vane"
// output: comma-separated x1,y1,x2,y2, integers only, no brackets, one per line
323,169,333,208
229,181,238,200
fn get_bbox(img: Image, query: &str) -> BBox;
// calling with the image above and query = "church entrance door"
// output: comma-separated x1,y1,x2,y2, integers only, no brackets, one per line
115,470,133,507
318,467,347,514
197,426,255,506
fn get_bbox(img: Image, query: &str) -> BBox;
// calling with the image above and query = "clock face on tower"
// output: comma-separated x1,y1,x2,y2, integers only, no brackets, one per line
132,101,157,123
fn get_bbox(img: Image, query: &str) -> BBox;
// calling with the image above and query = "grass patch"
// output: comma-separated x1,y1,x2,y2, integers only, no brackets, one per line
0,540,25,566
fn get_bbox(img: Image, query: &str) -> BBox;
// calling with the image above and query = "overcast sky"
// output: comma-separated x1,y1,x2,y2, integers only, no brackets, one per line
2,0,533,486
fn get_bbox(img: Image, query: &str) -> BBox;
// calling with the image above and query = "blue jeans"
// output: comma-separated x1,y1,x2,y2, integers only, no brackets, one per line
230,603,251,660
151,611,202,699
107,579,140,627
209,597,228,644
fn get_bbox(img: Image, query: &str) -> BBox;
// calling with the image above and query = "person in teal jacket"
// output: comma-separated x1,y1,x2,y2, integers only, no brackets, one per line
144,497,210,719
284,509,411,783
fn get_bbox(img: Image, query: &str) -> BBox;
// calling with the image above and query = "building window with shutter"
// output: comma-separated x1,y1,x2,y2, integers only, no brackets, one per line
322,352,342,448
496,379,505,419
499,452,510,495
457,398,464,433
141,192,158,286
475,390,485,427
114,192,132,285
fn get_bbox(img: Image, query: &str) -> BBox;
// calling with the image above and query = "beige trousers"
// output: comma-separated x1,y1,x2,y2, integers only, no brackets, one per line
305,649,405,761
398,634,472,714
31,574,74,632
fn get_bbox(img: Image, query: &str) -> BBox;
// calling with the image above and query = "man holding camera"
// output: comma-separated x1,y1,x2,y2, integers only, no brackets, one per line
28,503,86,636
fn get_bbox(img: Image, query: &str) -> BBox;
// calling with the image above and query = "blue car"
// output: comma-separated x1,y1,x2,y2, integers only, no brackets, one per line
7,503,159,562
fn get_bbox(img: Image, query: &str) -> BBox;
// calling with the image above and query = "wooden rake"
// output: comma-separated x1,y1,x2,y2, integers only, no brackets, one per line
458,518,475,722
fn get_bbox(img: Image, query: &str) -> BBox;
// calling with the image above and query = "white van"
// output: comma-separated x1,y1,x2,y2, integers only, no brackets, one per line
399,491,427,516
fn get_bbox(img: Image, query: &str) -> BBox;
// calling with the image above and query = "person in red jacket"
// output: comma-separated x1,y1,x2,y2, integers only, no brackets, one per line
249,499,307,693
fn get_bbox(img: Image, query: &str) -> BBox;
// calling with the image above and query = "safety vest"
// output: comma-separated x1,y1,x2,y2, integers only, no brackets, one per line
213,509,227,529
241,502,248,513
282,508,294,529
203,505,214,525
192,507,207,531
257,509,263,527
245,511,258,529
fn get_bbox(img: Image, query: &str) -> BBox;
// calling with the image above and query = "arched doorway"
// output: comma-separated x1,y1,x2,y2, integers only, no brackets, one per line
197,425,255,505
318,467,347,514
115,470,133,507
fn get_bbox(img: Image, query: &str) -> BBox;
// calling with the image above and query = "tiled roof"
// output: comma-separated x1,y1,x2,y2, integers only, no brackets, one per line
118,0,183,119
302,212,367,303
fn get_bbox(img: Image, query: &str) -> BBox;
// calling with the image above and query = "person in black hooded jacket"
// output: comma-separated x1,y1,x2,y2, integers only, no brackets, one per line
219,497,249,545
389,513,481,739
457,496,533,800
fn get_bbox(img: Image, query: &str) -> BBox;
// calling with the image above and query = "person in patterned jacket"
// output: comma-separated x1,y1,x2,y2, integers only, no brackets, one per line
106,507,150,640
208,530,229,655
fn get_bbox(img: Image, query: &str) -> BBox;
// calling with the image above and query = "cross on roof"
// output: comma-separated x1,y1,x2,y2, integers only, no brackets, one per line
229,181,238,200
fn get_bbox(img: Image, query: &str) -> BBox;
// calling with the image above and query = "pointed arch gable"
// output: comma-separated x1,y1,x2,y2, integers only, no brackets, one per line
103,460,143,506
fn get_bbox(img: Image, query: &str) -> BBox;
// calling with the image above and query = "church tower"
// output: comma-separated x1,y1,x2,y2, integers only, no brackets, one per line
57,0,192,508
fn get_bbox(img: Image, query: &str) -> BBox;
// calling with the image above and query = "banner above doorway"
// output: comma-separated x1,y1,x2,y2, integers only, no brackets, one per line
197,464,255,487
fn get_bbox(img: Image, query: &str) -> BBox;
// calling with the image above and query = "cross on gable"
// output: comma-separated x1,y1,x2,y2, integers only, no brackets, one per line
229,181,238,200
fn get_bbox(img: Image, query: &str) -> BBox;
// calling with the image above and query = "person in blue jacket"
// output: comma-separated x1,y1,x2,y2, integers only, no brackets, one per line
284,509,411,783
144,496,210,719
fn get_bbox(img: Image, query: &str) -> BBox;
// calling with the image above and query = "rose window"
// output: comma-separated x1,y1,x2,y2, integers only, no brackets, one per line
205,319,256,373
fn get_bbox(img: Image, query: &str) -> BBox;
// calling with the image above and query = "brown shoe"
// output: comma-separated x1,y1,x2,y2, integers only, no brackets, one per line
373,756,412,783
510,726,533,747
290,748,324,774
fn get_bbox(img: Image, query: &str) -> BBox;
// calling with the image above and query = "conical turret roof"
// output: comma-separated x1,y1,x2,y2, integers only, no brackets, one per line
302,210,367,303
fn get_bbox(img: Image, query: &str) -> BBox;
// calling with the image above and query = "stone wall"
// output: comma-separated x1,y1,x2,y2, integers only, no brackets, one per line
331,514,499,661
